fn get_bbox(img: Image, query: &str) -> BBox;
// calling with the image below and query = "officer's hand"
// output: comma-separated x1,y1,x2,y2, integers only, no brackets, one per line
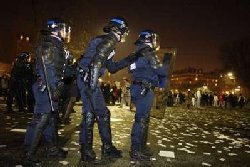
126,52,143,62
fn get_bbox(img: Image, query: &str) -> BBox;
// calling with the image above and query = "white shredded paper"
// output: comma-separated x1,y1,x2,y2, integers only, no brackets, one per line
158,151,175,158
59,161,69,165
10,129,26,133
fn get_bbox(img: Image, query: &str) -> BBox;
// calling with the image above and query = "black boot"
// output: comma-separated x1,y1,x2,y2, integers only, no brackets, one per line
130,150,151,161
25,152,41,165
46,146,68,158
80,147,96,162
101,144,122,159
141,118,153,156
142,146,153,157
80,112,96,162
25,114,49,165
130,117,151,161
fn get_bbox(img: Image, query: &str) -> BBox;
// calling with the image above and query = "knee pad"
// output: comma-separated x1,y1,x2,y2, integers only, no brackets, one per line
96,109,110,122
134,117,149,128
84,112,95,126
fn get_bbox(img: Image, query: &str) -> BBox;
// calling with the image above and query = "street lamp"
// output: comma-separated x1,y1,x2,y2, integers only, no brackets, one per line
227,72,235,80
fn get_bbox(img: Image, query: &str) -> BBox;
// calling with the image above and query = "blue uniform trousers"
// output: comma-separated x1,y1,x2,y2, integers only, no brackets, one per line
77,77,112,150
130,84,154,151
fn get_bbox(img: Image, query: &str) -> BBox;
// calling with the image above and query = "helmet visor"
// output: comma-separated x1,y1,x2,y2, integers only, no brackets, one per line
120,29,129,42
152,33,160,50
59,23,71,43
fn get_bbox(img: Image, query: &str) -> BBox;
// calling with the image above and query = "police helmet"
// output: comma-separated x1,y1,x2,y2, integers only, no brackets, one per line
103,17,129,42
47,18,71,43
19,52,30,61
135,30,160,50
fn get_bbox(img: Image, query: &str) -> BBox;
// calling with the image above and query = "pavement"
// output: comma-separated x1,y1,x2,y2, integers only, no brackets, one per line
0,98,250,167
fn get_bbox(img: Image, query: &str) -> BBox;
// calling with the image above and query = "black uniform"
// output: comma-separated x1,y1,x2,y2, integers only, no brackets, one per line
7,56,34,112
25,30,67,163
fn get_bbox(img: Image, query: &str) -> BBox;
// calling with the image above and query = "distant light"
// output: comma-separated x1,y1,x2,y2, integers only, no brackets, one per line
26,37,29,42
195,77,198,81
235,88,240,92
215,83,217,86
203,86,208,89
20,35,23,40
227,72,233,77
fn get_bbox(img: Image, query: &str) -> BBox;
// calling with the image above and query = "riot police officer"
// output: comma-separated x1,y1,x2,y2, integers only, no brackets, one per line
128,30,167,161
77,17,142,162
7,52,33,112
25,18,71,164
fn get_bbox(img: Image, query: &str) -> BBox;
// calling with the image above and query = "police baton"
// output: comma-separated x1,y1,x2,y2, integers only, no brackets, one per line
41,56,55,112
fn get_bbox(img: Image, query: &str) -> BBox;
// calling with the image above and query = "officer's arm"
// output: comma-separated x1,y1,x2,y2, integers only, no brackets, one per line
37,43,59,95
90,36,117,89
94,36,117,64
106,52,142,74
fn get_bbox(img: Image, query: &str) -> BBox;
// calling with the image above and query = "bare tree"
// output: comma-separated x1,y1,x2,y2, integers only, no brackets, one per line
219,37,250,90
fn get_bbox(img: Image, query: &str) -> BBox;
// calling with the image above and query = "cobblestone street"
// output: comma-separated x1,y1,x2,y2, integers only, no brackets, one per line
1,99,250,167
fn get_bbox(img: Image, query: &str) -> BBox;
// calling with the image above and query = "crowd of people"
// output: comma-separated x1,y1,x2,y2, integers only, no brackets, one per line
165,89,248,110
99,78,131,108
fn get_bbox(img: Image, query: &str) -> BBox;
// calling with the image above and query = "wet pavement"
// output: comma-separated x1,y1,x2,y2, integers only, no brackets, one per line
0,98,250,167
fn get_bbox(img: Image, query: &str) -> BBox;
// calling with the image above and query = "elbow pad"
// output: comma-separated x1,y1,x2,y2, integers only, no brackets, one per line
90,61,101,90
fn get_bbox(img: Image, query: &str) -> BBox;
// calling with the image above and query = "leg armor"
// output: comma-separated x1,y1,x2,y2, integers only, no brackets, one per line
80,112,96,161
130,117,151,161
27,113,50,156
96,109,122,159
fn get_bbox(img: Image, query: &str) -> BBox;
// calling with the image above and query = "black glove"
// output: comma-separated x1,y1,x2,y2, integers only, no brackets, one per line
126,52,143,62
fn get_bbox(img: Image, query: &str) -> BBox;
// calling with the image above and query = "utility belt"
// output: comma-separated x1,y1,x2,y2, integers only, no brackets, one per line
132,80,155,96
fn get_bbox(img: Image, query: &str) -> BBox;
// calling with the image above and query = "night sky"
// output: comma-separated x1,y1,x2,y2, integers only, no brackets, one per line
1,0,250,71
